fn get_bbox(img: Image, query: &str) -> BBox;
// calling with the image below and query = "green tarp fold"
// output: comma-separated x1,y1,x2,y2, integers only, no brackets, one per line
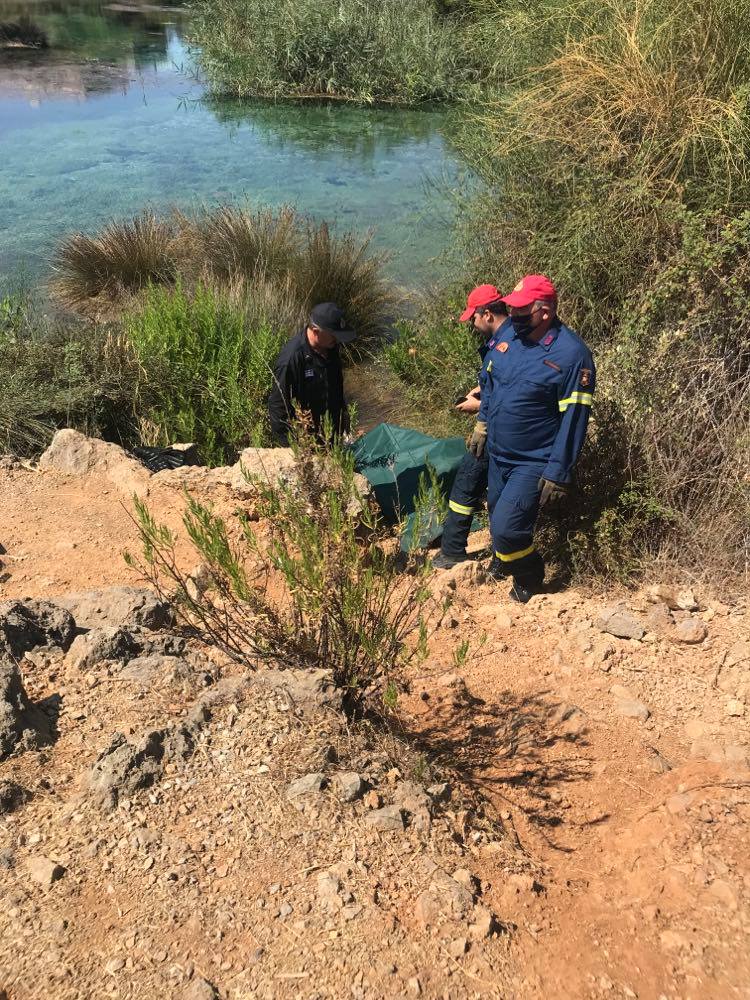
351,422,469,549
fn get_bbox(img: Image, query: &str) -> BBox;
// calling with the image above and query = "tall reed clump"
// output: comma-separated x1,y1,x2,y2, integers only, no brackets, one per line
189,0,479,105
454,0,750,585
126,423,440,713
53,204,395,349
124,281,288,465
52,212,178,314
0,292,141,457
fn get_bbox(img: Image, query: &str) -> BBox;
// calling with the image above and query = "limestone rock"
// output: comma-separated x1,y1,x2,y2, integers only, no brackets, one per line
56,587,174,631
27,855,65,888
333,772,365,802
364,805,404,832
88,711,206,810
614,698,651,722
596,605,645,641
0,657,51,758
646,584,698,611
673,619,707,645
285,773,326,801
39,429,151,496
0,599,76,659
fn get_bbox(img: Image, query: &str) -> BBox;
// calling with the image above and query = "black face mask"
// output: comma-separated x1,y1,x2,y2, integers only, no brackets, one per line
511,313,535,339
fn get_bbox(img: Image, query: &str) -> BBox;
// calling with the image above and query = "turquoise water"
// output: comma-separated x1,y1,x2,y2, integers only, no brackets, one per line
0,1,467,290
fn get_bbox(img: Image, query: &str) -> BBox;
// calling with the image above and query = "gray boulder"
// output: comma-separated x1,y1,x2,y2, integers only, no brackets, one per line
39,429,150,497
56,587,174,631
0,657,51,758
596,605,645,641
88,708,207,810
0,599,76,660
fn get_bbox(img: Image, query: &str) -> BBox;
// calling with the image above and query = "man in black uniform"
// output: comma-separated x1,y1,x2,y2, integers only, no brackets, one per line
268,302,356,445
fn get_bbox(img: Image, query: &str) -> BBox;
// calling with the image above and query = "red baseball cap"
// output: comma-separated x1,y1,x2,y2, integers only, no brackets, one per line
459,284,502,323
501,274,557,308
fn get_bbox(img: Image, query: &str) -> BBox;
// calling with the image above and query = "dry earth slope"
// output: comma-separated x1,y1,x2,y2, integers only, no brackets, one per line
0,435,748,1000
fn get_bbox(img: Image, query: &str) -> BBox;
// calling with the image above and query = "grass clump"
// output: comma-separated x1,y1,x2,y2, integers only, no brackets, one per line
124,281,285,465
53,204,395,349
52,212,177,314
126,423,440,713
189,0,478,105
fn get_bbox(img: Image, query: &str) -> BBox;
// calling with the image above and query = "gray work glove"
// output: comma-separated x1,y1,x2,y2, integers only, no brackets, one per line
538,478,570,507
468,421,488,459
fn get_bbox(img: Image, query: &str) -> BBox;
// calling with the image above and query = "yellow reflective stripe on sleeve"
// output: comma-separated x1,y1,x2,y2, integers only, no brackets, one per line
495,544,535,563
558,392,593,412
449,500,475,516
486,360,493,372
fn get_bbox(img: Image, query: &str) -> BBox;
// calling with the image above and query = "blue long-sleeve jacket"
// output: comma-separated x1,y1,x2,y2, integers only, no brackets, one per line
478,320,595,483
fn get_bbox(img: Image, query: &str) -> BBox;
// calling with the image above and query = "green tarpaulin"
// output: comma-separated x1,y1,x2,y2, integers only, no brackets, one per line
351,423,470,549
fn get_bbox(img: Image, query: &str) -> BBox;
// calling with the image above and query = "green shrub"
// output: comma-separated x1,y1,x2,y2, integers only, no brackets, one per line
126,424,441,713
189,0,479,105
0,293,140,457
125,282,284,465
381,316,481,435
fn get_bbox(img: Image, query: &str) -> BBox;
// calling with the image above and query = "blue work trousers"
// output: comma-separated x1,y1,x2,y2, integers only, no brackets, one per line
440,450,489,557
487,458,546,586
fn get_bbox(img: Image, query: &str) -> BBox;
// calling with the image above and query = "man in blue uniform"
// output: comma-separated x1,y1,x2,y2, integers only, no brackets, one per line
434,284,510,569
469,274,595,603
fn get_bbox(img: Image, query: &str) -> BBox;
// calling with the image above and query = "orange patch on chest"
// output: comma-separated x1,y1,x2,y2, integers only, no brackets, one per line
497,342,509,353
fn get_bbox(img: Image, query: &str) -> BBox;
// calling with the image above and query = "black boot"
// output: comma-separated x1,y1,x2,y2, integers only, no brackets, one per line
432,551,469,570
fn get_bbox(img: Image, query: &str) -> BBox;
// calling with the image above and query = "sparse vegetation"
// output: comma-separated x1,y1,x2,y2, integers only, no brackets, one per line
126,423,442,712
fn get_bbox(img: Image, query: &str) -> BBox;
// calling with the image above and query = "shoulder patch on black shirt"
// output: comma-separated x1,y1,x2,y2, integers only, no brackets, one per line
543,358,562,372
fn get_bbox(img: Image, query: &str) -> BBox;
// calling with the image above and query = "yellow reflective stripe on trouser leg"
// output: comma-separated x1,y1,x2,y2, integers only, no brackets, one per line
495,544,536,563
558,392,593,412
449,500,475,516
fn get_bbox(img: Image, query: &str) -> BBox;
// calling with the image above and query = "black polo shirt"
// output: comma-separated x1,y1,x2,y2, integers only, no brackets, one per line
267,329,348,445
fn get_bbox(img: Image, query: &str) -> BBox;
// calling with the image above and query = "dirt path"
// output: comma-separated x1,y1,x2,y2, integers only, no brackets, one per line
1,461,749,999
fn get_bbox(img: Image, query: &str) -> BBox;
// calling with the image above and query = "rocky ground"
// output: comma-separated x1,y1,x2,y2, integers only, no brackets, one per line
0,433,748,1000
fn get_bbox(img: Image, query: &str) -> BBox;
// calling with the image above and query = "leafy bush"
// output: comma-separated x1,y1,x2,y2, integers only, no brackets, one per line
189,0,479,105
125,282,285,465
381,315,481,435
126,424,440,712
0,292,141,457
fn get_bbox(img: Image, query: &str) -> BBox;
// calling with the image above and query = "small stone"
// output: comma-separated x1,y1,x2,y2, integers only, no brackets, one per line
183,976,218,1000
414,890,441,927
27,855,66,888
285,773,326,800
365,805,404,832
105,957,125,974
468,904,495,940
495,611,513,631
596,605,645,641
407,976,422,997
666,792,693,815
363,790,382,809
614,698,650,722
316,872,341,904
673,619,707,644
143,856,155,871
279,902,293,918
725,699,745,718
448,937,468,958
452,869,477,894
333,772,365,802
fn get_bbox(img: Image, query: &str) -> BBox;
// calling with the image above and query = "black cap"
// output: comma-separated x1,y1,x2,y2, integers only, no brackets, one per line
309,302,356,344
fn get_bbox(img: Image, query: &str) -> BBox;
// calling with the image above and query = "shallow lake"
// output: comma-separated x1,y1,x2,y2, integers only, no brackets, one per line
0,0,468,291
